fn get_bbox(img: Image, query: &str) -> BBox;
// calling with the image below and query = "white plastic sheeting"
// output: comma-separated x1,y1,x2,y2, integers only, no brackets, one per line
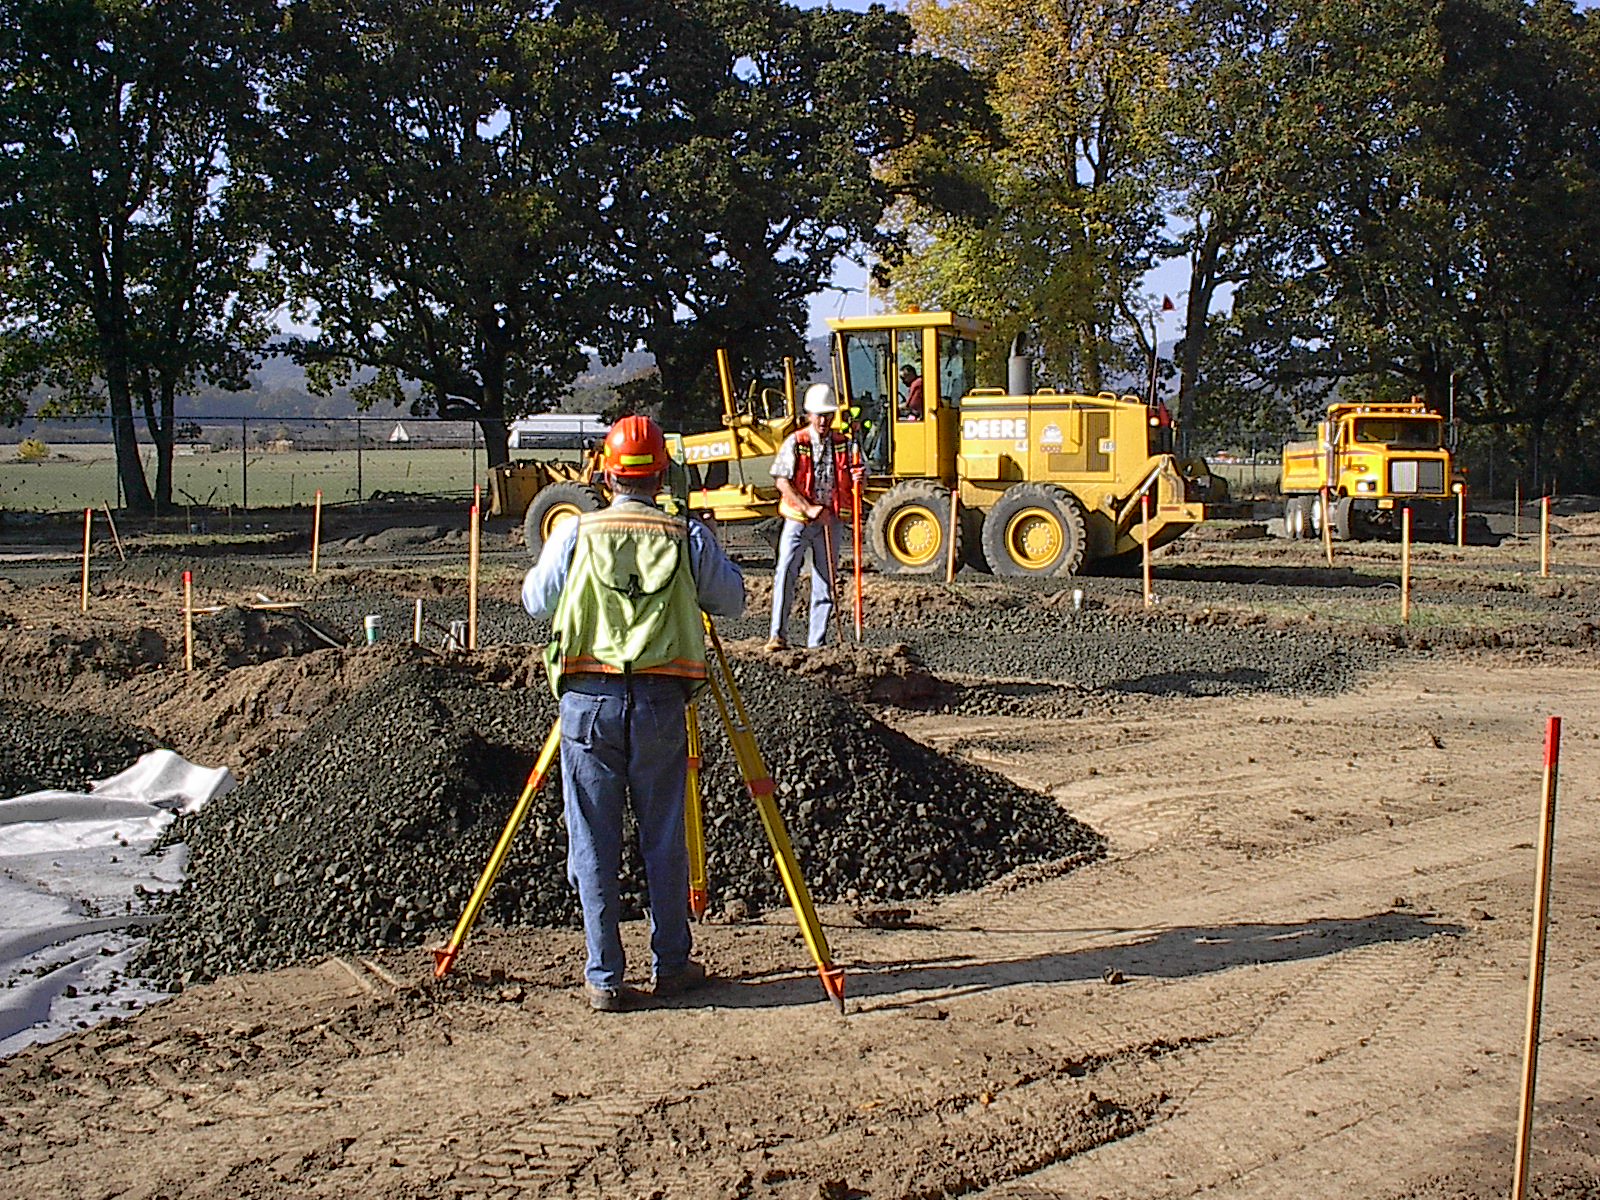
0,749,234,1057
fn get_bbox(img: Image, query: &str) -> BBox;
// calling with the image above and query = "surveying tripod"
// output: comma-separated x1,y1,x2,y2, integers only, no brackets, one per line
431,615,847,1012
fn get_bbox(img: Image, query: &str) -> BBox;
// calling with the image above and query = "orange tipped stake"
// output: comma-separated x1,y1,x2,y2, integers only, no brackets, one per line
310,489,323,575
80,507,92,613
467,498,481,651
1320,485,1334,566
101,503,125,562
1401,506,1412,624
1512,715,1562,1200
1142,493,1154,608
1456,485,1466,549
1540,496,1550,578
413,597,424,644
852,446,864,642
945,487,959,584
433,721,563,979
182,570,195,672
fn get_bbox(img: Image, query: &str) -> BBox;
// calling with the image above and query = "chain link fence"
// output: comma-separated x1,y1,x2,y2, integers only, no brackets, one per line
0,416,518,513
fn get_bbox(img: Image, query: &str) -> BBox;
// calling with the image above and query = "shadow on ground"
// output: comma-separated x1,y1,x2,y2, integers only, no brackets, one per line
684,910,1459,1012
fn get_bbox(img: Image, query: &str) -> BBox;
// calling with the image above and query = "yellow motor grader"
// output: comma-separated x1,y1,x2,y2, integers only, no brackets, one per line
491,309,1212,575
829,310,1211,576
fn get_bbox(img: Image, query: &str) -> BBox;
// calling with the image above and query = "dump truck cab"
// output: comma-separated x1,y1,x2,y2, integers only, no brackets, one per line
829,311,1208,576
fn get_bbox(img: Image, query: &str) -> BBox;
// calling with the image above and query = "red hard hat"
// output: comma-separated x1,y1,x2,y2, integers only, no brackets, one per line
601,414,669,477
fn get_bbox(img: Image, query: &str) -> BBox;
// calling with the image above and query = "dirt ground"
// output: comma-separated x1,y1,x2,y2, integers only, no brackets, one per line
2,504,1598,1199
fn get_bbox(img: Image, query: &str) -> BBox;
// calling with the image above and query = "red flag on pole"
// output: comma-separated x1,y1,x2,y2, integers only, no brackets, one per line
1161,295,1176,312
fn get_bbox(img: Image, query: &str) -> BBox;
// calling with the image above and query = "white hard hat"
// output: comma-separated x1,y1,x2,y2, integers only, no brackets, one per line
803,383,838,414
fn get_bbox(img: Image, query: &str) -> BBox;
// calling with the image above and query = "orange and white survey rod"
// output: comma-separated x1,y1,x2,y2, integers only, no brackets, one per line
432,721,562,979
851,446,864,642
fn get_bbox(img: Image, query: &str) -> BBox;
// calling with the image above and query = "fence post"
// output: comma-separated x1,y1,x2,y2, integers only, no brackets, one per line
356,417,364,504
241,417,248,511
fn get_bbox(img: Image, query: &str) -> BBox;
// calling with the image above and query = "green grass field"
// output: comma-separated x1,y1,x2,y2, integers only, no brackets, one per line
0,444,506,512
2,440,1289,514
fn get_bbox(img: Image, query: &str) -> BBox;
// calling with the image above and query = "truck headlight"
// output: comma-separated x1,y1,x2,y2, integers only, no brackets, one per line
1355,478,1376,493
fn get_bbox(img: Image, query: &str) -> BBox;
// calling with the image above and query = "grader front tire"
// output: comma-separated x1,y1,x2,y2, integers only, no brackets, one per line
523,482,604,559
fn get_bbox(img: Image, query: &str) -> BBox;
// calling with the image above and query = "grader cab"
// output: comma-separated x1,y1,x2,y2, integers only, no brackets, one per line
829,311,1209,577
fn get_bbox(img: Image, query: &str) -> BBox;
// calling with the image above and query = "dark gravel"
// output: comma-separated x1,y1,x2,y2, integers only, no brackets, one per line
0,700,159,796
138,656,1099,985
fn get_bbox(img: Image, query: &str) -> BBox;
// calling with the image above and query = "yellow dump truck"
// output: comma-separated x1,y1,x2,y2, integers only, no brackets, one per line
1280,400,1457,541
493,309,1212,575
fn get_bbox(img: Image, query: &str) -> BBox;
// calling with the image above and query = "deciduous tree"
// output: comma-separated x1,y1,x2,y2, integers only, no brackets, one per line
0,0,273,514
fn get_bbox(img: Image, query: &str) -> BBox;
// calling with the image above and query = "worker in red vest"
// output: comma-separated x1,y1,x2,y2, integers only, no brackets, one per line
767,384,859,649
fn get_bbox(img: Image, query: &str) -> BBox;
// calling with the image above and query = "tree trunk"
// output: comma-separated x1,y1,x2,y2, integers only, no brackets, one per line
142,379,176,516
108,370,153,515
475,342,512,470
478,416,510,470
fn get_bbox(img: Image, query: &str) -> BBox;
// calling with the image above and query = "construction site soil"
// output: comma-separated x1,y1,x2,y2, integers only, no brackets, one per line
2,501,1599,1198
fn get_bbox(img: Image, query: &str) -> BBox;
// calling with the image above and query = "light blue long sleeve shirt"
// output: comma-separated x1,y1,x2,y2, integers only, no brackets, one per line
521,495,746,620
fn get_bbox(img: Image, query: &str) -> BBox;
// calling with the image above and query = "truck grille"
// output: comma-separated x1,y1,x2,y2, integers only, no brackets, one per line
1389,459,1445,495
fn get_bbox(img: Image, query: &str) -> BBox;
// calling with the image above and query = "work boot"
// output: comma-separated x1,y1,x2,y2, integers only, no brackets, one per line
652,960,709,998
762,636,787,652
586,983,644,1013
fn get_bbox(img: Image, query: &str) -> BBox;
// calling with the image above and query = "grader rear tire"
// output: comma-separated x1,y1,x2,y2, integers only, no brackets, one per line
980,483,1088,578
523,482,604,559
866,480,960,576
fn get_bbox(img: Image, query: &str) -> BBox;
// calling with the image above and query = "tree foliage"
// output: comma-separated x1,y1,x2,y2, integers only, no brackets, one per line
268,1,985,463
1199,0,1600,485
609,1,990,431
895,0,1177,392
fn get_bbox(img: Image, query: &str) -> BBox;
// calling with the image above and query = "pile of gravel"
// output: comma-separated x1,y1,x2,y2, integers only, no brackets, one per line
138,656,1098,985
694,657,1097,907
0,700,158,796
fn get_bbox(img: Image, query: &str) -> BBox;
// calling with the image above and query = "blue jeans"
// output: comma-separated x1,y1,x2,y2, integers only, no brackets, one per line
559,674,692,990
771,514,840,647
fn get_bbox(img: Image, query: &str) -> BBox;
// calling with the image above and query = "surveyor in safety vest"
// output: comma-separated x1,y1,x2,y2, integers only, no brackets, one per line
766,383,862,651
521,414,744,1013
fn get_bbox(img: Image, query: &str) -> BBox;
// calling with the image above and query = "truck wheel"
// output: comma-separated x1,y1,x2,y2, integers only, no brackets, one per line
981,483,1087,577
1330,496,1354,542
523,482,604,558
1284,497,1307,539
866,480,959,575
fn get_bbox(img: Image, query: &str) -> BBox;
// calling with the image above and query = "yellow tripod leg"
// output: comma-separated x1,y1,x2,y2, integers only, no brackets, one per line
684,705,709,920
433,719,562,979
702,617,846,1012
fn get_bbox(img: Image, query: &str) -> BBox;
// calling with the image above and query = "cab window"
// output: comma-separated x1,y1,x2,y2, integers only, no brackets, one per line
1353,419,1440,449
938,334,976,409
896,331,925,423
839,331,893,470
